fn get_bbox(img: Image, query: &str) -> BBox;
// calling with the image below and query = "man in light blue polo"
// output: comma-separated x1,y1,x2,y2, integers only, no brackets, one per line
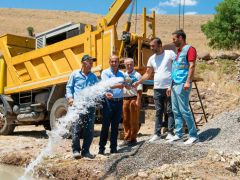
66,54,98,159
167,30,198,145
98,54,125,155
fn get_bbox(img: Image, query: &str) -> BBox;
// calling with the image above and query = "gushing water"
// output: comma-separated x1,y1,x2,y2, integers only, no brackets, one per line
19,77,124,180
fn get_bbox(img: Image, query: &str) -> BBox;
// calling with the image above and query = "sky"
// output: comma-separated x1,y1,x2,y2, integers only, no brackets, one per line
0,0,223,15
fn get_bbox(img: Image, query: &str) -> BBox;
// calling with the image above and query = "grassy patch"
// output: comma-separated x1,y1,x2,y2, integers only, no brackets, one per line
196,59,237,76
195,59,239,97
218,59,238,75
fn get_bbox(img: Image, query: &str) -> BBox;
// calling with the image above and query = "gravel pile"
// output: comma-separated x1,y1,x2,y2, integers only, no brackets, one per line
102,108,240,178
199,108,240,152
103,140,207,178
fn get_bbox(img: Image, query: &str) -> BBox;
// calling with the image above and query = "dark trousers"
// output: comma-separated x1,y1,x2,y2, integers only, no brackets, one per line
154,89,174,136
72,107,95,154
99,98,123,152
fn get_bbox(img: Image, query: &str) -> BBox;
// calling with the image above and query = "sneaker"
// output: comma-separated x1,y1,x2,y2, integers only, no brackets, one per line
81,152,96,159
73,151,81,159
167,135,182,143
149,134,161,142
165,133,174,140
184,137,199,145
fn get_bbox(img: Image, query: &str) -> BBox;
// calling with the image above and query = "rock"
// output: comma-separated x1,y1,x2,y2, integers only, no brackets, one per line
237,117,240,123
207,60,215,65
164,171,173,178
212,154,221,162
219,151,224,156
149,173,160,180
230,160,237,167
200,94,206,99
221,157,226,162
198,52,211,61
163,43,176,52
160,164,170,170
216,52,240,60
138,171,148,178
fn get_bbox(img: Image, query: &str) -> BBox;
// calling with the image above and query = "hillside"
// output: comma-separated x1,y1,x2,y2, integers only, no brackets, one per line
0,8,213,53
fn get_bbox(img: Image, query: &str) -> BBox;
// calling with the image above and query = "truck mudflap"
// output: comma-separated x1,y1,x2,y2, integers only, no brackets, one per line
0,94,14,115
0,95,15,135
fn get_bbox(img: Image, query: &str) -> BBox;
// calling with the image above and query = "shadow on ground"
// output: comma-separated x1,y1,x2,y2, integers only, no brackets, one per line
13,130,48,139
198,128,221,142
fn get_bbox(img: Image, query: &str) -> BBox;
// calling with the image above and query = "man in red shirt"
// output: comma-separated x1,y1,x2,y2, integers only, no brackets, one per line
167,30,198,145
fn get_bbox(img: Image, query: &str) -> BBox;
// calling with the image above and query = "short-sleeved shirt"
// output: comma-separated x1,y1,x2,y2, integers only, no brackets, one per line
176,46,197,62
123,70,143,97
66,70,99,99
101,68,125,99
147,50,176,89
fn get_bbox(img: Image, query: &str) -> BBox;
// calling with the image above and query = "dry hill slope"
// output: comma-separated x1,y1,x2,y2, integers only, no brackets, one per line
0,8,213,52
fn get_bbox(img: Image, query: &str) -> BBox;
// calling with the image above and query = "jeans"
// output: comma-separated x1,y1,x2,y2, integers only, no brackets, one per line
99,98,123,152
72,107,95,154
153,89,174,136
171,83,198,138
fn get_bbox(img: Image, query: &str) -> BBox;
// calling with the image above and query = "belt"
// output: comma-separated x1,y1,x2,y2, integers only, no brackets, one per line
124,96,137,100
109,98,123,102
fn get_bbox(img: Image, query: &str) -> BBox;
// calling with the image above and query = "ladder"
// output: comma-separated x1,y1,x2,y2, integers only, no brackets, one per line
189,79,208,126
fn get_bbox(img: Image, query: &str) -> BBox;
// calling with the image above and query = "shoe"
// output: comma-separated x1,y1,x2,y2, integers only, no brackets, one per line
98,150,105,155
149,134,161,142
81,152,96,159
167,135,182,143
165,133,174,140
184,137,199,145
119,140,130,147
110,149,118,154
128,140,137,146
73,151,81,159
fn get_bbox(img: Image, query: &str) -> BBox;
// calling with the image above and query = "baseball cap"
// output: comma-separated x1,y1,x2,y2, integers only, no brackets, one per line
81,54,96,62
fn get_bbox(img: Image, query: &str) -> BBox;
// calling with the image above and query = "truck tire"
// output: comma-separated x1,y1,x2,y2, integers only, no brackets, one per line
0,105,15,135
50,98,68,130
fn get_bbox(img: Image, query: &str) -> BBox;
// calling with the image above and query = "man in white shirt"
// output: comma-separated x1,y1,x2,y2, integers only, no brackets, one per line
121,58,143,146
133,37,176,142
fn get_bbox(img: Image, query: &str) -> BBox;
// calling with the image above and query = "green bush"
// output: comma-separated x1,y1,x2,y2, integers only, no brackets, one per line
201,0,240,50
27,26,35,37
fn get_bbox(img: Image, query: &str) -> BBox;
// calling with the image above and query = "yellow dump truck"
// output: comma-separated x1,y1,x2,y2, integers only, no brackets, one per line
0,0,155,135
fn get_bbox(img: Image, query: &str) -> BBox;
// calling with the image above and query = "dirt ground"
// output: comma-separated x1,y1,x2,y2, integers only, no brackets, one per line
0,64,239,179
0,118,154,179
0,98,239,180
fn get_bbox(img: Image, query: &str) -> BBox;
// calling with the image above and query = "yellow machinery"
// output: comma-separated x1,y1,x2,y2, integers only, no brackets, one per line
0,0,155,135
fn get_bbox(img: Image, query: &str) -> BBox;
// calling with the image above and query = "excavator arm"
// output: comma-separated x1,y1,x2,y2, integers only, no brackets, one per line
99,0,132,27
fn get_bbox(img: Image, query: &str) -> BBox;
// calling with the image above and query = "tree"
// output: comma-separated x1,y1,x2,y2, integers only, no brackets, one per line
27,26,35,37
201,0,240,50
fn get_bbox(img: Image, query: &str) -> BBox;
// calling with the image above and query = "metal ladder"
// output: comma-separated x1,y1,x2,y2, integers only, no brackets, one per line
189,80,208,126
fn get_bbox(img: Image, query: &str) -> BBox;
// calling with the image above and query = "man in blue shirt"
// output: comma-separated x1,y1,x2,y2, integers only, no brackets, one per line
66,54,98,159
98,54,125,155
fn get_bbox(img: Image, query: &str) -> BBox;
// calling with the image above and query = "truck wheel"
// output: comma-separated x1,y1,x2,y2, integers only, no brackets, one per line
50,98,68,130
0,105,15,135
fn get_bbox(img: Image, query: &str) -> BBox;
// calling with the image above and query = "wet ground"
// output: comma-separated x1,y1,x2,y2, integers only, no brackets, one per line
0,164,33,180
